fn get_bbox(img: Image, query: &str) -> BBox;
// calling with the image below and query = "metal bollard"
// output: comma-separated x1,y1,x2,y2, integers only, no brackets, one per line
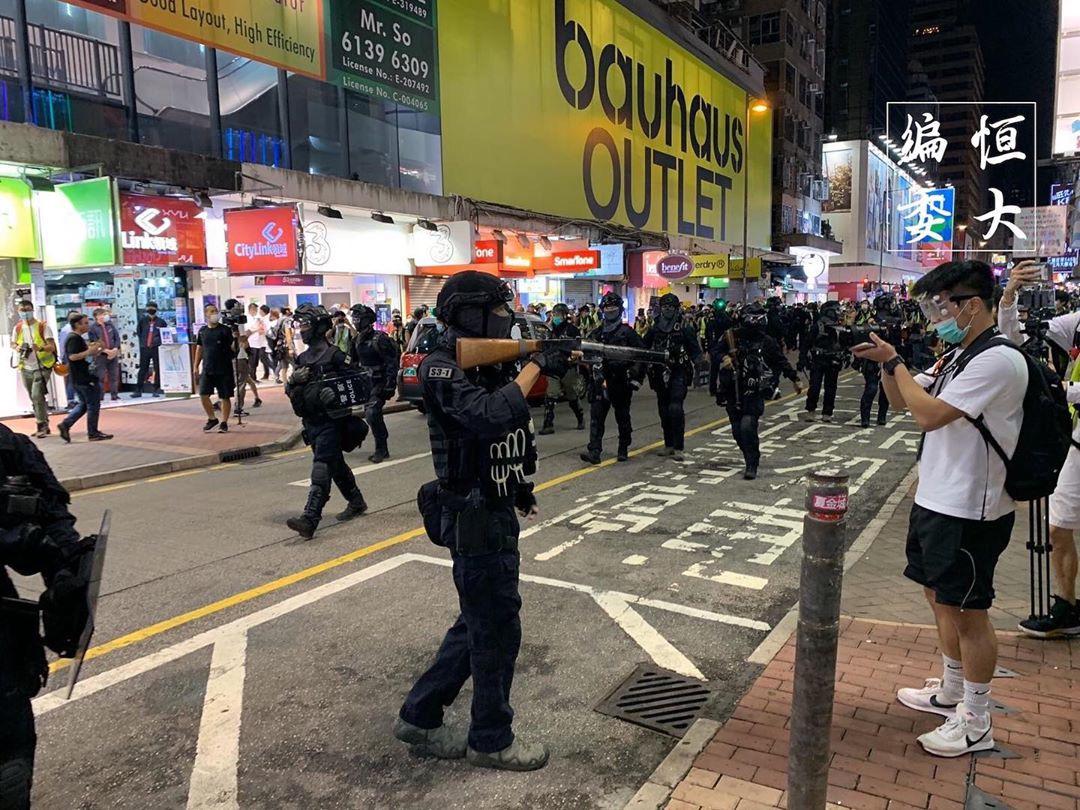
787,470,850,810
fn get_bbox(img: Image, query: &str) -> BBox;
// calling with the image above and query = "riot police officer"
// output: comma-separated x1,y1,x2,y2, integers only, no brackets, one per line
804,300,846,422
855,293,902,428
580,292,646,465
538,303,586,435
705,299,733,396
644,294,702,460
285,304,369,540
397,271,566,771
349,304,400,463
1,423,93,809
715,303,801,479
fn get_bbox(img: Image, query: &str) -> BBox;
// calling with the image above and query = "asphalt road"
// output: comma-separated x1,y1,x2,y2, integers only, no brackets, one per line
23,375,920,809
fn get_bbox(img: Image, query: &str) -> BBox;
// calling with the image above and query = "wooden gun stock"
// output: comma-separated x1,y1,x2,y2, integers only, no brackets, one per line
456,338,543,369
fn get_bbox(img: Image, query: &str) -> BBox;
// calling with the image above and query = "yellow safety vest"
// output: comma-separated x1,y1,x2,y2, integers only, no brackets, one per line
13,320,56,370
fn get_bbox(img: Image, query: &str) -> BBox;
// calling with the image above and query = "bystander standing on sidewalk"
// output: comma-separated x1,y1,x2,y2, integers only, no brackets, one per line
58,313,112,443
257,304,276,380
854,260,1026,758
57,310,80,411
234,330,261,416
133,302,166,398
246,302,269,379
194,305,235,433
11,299,56,438
88,307,122,401
269,309,292,384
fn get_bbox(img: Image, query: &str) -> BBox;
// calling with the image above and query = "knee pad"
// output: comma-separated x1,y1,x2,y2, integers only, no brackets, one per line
310,461,331,489
0,757,33,809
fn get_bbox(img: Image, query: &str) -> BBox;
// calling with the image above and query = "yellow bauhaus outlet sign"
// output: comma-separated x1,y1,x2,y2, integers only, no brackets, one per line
438,0,772,246
68,0,324,78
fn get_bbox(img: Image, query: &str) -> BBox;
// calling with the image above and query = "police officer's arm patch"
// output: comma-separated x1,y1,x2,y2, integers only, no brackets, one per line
428,367,453,379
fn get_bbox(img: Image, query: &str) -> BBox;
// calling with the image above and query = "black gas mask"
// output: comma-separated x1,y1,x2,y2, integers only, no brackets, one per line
455,301,514,339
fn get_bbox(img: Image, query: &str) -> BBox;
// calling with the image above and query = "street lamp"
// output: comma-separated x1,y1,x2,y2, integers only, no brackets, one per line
742,95,770,302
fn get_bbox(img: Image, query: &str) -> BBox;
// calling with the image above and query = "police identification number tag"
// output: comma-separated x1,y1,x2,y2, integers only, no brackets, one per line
428,367,453,379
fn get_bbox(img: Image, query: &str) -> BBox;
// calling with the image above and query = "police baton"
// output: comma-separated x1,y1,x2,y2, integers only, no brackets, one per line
787,471,849,809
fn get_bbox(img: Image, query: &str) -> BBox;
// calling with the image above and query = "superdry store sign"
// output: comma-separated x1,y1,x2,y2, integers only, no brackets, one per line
225,207,300,274
120,194,207,266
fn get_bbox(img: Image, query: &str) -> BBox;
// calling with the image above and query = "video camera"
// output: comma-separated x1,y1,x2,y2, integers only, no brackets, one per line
220,299,248,330
825,323,874,350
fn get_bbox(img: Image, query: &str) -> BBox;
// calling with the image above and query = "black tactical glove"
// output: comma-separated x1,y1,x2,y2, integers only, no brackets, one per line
39,541,93,658
514,481,537,517
288,366,313,387
529,347,571,378
318,386,339,408
0,523,46,576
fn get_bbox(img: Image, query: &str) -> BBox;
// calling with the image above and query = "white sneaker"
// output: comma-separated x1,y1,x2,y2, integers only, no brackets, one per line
897,678,960,717
917,704,994,758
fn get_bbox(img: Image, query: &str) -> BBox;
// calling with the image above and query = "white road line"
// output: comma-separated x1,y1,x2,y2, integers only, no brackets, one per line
592,593,705,680
287,451,432,487
36,553,769,719
187,632,248,810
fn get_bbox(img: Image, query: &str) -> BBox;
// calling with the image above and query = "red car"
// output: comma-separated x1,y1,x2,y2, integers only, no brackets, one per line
397,314,551,411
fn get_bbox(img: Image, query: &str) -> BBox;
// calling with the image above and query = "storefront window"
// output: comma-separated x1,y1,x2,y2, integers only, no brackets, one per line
287,74,345,177
131,26,212,154
218,50,282,166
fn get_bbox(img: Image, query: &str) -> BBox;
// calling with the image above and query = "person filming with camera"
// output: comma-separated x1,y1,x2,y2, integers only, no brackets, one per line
999,259,1080,638
853,260,1028,758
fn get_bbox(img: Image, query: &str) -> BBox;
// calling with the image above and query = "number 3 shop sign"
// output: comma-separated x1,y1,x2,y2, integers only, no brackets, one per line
120,194,207,266
328,0,439,114
225,207,300,274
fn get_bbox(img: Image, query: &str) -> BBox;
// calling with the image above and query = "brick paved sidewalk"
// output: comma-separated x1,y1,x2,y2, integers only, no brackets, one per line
638,478,1080,810
4,385,301,488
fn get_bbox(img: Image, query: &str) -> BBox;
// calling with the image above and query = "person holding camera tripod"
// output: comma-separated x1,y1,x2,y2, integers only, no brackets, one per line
1,421,97,809
999,260,1080,638
854,260,1028,758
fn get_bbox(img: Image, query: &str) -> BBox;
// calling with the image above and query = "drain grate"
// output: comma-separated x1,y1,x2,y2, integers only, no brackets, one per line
595,663,712,738
220,446,262,463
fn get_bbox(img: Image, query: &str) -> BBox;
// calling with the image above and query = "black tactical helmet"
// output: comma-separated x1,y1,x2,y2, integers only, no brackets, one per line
659,293,680,309
874,293,898,313
742,301,767,328
350,303,377,329
293,303,332,339
599,291,624,311
552,303,570,317
436,270,514,336
820,300,841,320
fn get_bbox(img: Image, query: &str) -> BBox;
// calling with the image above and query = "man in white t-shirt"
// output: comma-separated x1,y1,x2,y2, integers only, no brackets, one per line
245,302,268,386
998,260,1080,639
854,260,1027,758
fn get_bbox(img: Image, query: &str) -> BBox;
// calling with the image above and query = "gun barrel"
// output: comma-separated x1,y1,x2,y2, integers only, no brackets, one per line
578,341,667,364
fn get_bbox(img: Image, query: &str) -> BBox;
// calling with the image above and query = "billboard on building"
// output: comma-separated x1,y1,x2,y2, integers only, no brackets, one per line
66,0,324,79
1055,0,1080,154
437,0,772,246
822,148,852,213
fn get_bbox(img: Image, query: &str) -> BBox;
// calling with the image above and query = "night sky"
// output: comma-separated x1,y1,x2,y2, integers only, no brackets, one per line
975,0,1058,203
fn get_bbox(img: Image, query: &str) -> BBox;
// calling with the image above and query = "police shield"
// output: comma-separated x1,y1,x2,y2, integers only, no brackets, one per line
64,509,110,700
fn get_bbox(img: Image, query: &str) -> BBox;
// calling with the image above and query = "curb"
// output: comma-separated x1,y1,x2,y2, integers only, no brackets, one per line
624,461,920,810
60,427,305,493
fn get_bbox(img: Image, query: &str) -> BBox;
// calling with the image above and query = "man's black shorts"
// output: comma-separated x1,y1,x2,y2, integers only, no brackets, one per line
199,370,234,399
904,503,1014,610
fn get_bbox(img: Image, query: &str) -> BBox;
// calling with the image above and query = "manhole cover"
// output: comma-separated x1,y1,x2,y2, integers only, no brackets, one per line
595,663,712,738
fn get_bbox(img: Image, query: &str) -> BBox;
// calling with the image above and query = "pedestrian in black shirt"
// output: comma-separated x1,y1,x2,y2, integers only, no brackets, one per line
133,302,167,397
58,313,112,442
194,305,236,433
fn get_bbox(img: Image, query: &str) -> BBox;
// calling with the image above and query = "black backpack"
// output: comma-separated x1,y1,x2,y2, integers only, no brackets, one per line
952,335,1071,502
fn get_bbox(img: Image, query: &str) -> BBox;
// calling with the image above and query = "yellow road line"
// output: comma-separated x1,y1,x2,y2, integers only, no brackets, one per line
53,382,819,672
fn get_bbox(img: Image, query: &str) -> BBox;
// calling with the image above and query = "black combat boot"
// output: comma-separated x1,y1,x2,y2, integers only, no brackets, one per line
580,449,601,465
617,444,629,462
289,464,331,540
539,400,556,436
569,400,585,430
336,494,368,522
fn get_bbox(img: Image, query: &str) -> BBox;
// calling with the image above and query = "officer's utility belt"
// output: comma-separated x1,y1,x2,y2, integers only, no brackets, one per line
417,481,517,557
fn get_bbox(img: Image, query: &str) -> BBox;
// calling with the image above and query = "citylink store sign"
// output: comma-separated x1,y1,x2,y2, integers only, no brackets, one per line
438,0,772,246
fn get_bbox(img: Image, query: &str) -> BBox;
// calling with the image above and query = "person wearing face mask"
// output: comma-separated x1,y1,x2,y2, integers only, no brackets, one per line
854,260,1029,758
397,271,565,772
643,294,701,460
854,294,902,428
194,305,236,433
57,313,112,442
349,304,400,463
133,302,167,398
803,300,846,422
538,303,586,435
716,302,800,479
87,308,121,402
999,260,1080,639
11,300,57,438
579,292,646,464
